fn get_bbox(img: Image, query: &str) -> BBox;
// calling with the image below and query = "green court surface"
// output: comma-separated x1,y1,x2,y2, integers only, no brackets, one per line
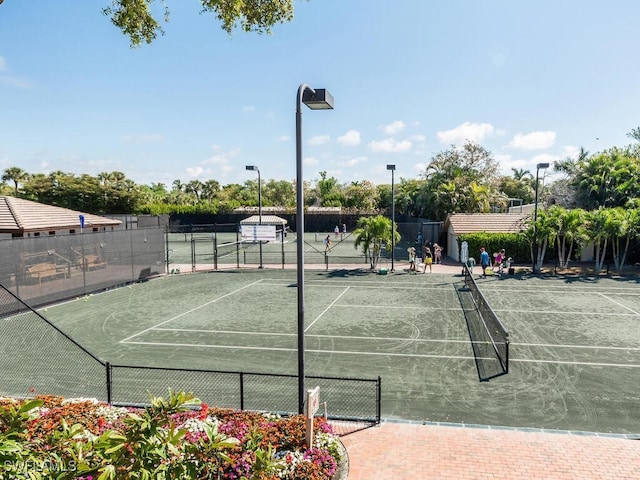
40,270,640,435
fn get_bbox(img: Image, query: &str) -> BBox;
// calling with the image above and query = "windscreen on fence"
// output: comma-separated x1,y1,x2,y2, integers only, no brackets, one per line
0,228,165,308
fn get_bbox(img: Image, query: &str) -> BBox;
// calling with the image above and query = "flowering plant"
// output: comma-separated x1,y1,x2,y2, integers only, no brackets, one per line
0,390,342,479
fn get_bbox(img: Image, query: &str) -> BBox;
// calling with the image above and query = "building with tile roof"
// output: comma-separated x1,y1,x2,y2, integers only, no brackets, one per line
0,196,122,238
443,213,530,262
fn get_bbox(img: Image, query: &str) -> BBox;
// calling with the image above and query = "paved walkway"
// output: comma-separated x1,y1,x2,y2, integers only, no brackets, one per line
341,422,640,479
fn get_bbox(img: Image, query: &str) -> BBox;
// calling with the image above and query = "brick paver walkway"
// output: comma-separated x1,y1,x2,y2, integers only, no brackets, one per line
341,422,640,479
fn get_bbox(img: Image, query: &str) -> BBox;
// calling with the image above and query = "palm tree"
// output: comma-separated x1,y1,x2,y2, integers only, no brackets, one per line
353,215,400,270
586,208,618,272
511,168,532,181
547,206,587,270
2,167,28,195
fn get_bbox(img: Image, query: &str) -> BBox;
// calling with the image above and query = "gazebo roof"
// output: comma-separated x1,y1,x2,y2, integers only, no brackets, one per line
0,196,121,234
240,215,287,225
444,213,529,234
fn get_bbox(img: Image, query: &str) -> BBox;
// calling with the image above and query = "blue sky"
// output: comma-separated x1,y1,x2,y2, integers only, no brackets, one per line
1,1,639,188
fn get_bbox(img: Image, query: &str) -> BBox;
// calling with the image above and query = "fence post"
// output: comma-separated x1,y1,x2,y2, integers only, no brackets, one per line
376,376,382,425
236,225,240,268
214,234,218,270
240,372,245,411
165,225,170,273
106,362,112,404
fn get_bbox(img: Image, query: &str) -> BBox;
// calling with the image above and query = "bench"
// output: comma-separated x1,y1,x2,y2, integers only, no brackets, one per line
27,263,67,284
82,255,107,270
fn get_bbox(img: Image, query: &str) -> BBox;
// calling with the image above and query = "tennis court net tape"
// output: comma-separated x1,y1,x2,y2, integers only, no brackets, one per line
463,263,510,372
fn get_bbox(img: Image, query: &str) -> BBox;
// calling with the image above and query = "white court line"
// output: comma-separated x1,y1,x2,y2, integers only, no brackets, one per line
259,281,459,292
119,279,263,343
118,340,640,368
494,309,639,316
150,328,640,351
121,341,475,360
333,304,463,311
511,358,640,368
305,287,350,332
597,292,640,315
512,342,640,351
151,328,473,344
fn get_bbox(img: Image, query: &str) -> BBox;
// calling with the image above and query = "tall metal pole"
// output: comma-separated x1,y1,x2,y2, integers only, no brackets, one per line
257,168,263,269
532,162,548,274
389,167,395,271
533,167,540,273
296,84,308,414
295,84,333,414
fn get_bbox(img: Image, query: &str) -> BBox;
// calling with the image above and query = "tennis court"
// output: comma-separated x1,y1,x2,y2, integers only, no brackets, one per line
35,269,640,435
167,231,385,269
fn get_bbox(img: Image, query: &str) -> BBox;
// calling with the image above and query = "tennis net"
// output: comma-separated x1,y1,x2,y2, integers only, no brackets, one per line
462,263,510,373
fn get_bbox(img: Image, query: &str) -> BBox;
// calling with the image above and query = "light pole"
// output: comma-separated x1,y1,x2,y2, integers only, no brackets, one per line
533,162,549,273
245,165,263,269
386,164,396,272
296,84,334,414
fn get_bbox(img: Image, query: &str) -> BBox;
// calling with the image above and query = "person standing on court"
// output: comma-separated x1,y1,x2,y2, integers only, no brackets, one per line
494,248,505,274
480,247,490,278
408,246,417,273
334,225,340,237
324,235,332,252
433,243,442,264
422,246,433,273
342,223,347,234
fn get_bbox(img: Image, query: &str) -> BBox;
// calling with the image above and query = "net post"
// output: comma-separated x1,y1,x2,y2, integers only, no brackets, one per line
505,341,510,374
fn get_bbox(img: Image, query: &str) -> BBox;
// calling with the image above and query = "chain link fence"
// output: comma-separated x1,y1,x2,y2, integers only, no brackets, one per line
0,228,166,308
0,283,381,432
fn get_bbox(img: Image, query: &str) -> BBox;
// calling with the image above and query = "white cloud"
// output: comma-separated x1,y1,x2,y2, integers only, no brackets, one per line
409,134,426,142
337,130,361,146
304,156,320,166
202,147,240,166
0,75,33,89
0,57,33,89
243,105,255,112
186,166,204,177
383,121,406,136
120,133,165,143
278,135,290,142
308,135,330,146
343,156,368,167
367,138,412,153
507,131,556,150
437,122,495,144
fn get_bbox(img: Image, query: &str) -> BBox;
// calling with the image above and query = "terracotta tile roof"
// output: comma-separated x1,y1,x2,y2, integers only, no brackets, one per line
445,213,530,234
0,196,121,234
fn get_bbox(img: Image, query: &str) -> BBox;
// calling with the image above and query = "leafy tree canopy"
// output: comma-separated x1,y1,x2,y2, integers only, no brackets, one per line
102,0,302,47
